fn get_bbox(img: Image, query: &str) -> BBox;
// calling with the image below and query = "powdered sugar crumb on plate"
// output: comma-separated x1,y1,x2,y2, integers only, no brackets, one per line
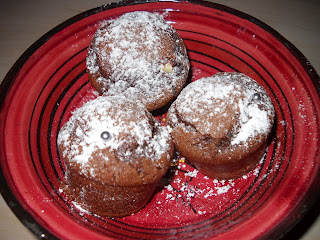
155,153,264,216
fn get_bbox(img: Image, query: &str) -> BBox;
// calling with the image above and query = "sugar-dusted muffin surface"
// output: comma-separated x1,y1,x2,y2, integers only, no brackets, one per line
167,72,275,180
58,96,174,217
86,11,190,111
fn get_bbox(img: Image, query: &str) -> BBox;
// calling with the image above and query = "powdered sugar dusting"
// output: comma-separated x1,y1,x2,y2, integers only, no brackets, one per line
169,72,275,146
231,98,272,145
57,96,171,172
71,201,89,216
153,155,264,218
86,11,189,109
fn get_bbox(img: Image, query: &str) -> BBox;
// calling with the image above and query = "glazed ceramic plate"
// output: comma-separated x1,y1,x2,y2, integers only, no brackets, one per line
1,0,319,239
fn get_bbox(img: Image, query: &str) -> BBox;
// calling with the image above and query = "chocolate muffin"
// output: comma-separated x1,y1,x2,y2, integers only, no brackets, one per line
86,11,190,111
166,72,275,180
57,96,174,217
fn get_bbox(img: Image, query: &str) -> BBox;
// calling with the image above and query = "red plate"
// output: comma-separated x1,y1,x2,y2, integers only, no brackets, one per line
1,0,319,239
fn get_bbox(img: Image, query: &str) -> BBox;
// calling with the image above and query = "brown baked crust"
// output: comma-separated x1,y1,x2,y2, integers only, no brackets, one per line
61,173,158,217
86,11,190,111
58,96,173,217
167,72,275,180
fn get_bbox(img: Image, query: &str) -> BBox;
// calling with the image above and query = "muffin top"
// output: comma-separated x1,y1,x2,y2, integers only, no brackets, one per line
167,72,275,159
86,11,189,111
57,96,173,186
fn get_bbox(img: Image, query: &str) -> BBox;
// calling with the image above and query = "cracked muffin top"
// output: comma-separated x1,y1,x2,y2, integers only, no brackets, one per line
166,72,275,165
57,96,173,186
86,11,190,111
